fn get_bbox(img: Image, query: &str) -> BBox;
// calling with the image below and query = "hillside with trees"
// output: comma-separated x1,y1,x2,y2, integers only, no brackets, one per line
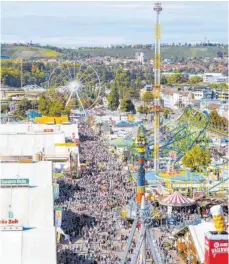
1,43,228,60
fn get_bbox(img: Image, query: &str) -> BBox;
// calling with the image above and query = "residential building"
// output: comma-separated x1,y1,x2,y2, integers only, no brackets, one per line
203,73,228,84
135,52,145,64
181,91,193,107
217,89,229,100
218,102,229,119
191,90,212,100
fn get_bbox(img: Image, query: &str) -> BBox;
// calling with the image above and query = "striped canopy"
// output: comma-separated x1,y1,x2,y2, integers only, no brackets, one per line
160,191,195,207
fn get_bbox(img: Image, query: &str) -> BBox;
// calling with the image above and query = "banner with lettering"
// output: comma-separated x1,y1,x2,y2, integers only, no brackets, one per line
53,184,59,200
55,207,62,227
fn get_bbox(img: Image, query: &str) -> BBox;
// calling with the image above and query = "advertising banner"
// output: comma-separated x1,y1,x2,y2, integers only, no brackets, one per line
0,156,33,163
70,153,78,174
55,143,77,147
53,163,70,178
205,236,229,264
0,178,29,186
55,207,62,227
53,184,60,200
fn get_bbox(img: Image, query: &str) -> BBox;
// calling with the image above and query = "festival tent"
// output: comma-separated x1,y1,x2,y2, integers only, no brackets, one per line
159,191,195,207
115,120,143,127
108,138,133,148
0,162,56,264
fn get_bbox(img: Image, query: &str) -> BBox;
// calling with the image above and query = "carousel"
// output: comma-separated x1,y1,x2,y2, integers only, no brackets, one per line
159,191,196,210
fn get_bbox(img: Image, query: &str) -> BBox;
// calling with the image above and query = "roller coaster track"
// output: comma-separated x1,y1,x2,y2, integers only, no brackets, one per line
174,107,210,162
149,105,210,163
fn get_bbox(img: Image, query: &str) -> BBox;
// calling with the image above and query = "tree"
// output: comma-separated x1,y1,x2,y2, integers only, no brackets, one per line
135,77,141,90
120,99,136,114
167,73,186,84
38,88,73,117
137,105,152,115
1,103,10,113
107,81,120,111
12,98,32,119
210,110,228,131
182,145,211,171
161,75,167,85
114,67,130,99
188,76,203,85
142,92,154,105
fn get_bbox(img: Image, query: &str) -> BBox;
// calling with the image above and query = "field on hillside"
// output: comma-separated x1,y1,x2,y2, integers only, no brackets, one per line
1,46,61,59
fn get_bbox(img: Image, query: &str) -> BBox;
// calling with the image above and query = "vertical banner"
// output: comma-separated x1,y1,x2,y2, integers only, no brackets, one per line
57,231,61,244
70,152,77,176
53,184,60,200
55,207,62,227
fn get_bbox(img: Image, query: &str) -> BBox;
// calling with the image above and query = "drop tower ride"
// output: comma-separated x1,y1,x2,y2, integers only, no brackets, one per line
153,2,162,172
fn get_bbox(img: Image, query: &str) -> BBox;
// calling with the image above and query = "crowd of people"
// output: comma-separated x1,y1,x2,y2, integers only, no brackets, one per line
56,120,137,264
55,119,208,263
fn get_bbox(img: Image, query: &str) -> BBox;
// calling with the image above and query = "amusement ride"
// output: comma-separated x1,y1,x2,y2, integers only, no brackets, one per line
48,62,102,115
120,3,228,263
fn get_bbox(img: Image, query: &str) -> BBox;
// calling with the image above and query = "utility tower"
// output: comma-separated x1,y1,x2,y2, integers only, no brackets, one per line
152,2,162,172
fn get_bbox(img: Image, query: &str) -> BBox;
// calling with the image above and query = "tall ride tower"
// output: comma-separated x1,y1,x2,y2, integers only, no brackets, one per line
153,2,162,172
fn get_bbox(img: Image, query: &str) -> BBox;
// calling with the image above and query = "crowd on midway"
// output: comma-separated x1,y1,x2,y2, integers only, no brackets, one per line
54,120,214,264
56,120,138,264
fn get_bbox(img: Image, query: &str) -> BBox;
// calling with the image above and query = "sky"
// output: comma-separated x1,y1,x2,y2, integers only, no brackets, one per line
1,1,228,47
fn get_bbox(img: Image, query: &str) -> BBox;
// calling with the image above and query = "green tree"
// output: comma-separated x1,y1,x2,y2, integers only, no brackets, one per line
188,76,203,85
1,103,10,113
135,77,141,90
161,75,167,85
120,99,136,114
114,67,130,99
12,98,32,119
210,110,228,131
167,73,186,84
107,81,120,111
182,145,211,171
137,105,152,115
38,88,73,117
142,91,154,105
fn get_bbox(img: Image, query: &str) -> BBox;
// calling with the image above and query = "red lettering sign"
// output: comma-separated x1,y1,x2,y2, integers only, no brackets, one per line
0,219,19,225
44,129,53,132
205,236,229,264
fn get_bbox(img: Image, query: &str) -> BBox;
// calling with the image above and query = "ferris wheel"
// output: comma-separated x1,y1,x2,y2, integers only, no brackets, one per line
48,61,102,114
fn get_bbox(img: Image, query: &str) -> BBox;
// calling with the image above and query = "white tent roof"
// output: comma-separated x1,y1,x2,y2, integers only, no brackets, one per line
0,162,56,264
160,191,195,207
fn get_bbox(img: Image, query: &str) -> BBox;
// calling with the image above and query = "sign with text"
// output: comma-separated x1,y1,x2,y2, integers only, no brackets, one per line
44,129,54,132
0,219,19,225
55,143,77,147
55,207,62,227
205,235,229,264
0,156,33,163
0,179,29,186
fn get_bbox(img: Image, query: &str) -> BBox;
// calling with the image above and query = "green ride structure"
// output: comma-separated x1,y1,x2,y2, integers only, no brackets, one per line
148,105,210,164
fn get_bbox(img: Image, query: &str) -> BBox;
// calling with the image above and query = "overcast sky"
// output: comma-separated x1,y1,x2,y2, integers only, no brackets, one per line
1,1,228,47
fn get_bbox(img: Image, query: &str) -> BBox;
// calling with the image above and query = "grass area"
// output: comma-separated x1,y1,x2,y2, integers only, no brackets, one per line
1,45,61,59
